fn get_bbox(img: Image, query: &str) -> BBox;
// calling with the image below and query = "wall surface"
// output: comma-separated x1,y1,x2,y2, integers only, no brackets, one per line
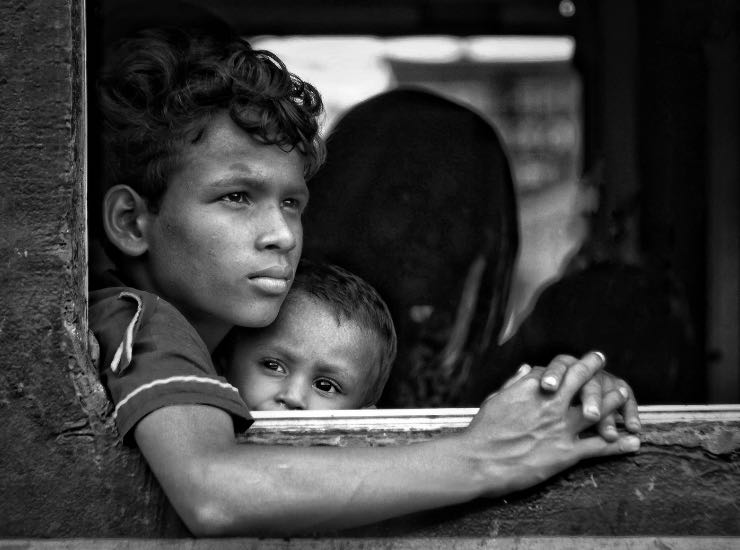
0,0,172,537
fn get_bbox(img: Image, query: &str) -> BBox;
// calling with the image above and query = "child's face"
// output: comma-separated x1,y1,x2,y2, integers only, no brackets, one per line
141,111,307,339
227,294,381,410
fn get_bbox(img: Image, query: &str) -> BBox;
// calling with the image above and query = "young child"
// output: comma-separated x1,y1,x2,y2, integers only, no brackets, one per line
221,260,396,410
89,25,641,537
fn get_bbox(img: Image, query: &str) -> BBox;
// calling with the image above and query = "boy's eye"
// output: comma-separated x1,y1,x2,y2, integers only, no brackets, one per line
282,198,303,211
314,378,341,394
260,359,286,374
222,192,252,204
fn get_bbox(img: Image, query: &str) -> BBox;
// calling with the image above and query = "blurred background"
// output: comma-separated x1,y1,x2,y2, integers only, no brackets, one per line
89,0,739,405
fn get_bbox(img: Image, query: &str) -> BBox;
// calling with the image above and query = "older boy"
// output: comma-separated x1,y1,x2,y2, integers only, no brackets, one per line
221,260,396,410
90,26,641,537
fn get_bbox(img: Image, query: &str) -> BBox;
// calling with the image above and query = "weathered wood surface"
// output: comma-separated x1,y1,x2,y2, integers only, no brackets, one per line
0,0,173,537
2,536,739,550
240,407,740,537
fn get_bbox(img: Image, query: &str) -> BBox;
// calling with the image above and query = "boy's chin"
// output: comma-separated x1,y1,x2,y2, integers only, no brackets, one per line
232,306,281,328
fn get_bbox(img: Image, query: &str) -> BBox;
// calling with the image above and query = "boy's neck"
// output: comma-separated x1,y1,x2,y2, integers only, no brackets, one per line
188,318,233,354
123,263,231,353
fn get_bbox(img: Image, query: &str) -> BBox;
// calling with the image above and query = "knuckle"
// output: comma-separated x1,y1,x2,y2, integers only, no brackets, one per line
553,354,575,365
570,361,591,380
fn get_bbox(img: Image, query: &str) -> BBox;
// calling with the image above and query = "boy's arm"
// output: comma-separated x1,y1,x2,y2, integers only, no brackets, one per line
135,352,640,537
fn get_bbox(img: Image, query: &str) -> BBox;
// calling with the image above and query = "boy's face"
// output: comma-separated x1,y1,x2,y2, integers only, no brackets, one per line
226,293,381,410
141,111,307,339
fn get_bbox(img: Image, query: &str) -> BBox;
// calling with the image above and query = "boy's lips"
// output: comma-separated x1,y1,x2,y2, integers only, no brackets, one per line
248,266,293,295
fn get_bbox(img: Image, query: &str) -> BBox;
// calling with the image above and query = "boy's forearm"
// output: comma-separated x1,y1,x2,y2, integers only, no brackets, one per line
205,436,483,536
135,405,486,537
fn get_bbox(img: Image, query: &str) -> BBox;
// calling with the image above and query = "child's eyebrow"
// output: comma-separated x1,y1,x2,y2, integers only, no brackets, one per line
314,363,356,385
263,344,299,364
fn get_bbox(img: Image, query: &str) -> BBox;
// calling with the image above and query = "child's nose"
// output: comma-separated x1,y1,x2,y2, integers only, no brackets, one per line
275,381,307,410
255,205,298,252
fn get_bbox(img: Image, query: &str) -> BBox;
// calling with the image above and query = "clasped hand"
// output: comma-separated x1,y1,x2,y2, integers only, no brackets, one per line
465,351,641,497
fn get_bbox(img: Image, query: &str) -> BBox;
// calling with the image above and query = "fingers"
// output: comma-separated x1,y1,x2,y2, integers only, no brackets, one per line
576,433,641,459
559,351,607,400
596,411,620,441
592,375,622,441
572,384,629,433
592,376,640,435
535,351,640,437
575,383,640,454
540,355,576,392
618,382,641,433
579,376,603,422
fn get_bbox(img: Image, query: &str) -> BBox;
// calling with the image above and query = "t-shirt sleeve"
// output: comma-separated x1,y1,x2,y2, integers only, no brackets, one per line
89,288,253,438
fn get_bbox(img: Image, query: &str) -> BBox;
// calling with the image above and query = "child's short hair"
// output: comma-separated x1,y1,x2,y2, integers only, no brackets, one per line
289,259,397,405
96,26,325,213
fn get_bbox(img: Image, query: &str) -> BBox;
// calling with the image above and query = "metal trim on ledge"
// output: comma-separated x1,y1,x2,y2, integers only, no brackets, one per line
248,405,740,432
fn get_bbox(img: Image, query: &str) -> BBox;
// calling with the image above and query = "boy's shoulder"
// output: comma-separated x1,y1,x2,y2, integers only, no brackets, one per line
89,270,252,438
89,271,194,370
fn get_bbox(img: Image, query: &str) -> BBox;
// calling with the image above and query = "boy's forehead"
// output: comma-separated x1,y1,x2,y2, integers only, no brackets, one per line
160,111,308,202
176,111,306,172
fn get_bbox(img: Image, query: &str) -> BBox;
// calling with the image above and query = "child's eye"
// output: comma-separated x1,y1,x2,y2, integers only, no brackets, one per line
313,378,341,394
221,192,252,205
260,359,286,374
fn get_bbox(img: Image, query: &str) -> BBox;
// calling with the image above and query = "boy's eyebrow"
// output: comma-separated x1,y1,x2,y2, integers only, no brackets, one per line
211,174,308,196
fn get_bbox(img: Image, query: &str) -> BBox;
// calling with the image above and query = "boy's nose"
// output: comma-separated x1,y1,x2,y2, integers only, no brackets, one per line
255,206,298,252
275,381,307,410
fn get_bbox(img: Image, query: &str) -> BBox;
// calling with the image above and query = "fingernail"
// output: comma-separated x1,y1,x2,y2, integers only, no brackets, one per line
623,436,641,452
542,375,558,389
593,351,606,364
518,363,532,375
605,425,617,434
618,386,629,399
585,405,600,418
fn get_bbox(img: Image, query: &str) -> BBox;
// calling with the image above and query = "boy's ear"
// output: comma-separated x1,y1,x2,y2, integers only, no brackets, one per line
102,184,153,257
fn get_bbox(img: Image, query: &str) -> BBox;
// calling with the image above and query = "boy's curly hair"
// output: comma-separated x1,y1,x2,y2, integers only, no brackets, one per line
96,26,325,212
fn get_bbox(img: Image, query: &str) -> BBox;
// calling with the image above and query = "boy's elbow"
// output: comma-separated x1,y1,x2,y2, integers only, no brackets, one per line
174,463,263,537
185,499,276,538
161,459,236,536
183,499,236,537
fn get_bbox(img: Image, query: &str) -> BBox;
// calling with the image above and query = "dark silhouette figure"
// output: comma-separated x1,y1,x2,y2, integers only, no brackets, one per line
303,89,519,407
